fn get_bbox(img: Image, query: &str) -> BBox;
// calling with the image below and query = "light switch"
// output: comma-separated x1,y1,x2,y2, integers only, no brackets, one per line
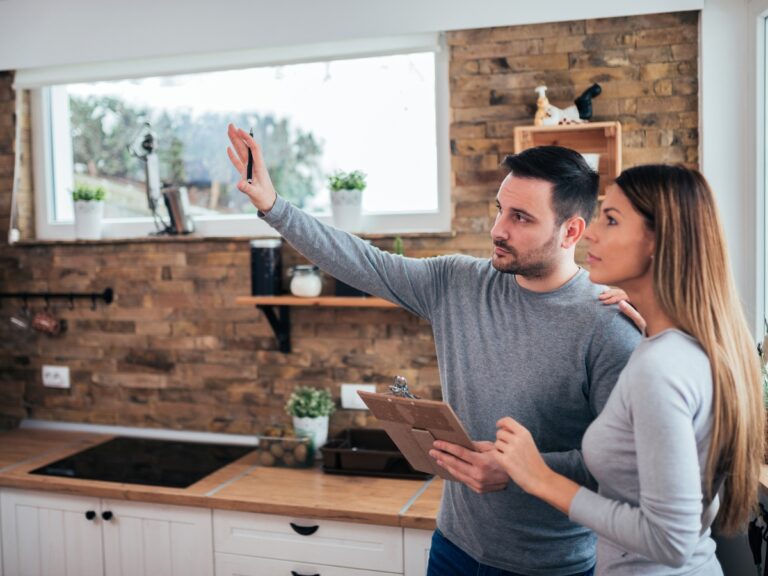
341,383,376,410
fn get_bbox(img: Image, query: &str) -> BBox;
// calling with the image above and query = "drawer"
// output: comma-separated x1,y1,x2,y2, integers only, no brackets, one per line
213,510,403,573
215,552,401,576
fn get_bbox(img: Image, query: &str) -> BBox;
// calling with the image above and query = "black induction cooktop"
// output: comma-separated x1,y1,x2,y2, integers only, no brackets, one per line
30,436,255,489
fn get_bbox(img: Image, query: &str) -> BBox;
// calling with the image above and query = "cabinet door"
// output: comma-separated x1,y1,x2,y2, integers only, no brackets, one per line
0,488,104,576
403,529,433,576
101,499,213,576
215,552,400,576
214,510,403,573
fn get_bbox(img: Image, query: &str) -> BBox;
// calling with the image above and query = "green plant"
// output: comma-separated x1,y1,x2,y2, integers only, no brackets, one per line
393,236,404,256
72,183,105,202
285,387,336,418
328,170,366,192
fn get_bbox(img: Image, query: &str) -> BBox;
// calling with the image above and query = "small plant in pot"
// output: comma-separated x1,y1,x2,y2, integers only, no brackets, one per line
285,386,336,450
328,169,366,232
72,183,105,240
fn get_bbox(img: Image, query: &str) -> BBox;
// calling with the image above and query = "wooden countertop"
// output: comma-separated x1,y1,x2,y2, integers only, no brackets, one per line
0,428,440,529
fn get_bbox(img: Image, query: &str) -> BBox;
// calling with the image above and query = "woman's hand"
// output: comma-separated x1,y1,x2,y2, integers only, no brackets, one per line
598,287,628,305
493,417,553,496
226,123,278,213
599,287,647,333
494,417,582,515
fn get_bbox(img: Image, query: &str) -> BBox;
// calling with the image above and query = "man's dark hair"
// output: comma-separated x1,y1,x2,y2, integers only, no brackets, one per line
501,146,599,225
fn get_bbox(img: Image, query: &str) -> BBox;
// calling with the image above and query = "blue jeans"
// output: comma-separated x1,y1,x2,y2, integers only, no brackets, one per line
426,529,595,576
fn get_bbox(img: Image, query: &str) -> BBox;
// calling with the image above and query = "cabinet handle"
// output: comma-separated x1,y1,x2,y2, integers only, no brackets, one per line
289,522,319,536
291,572,320,576
85,510,96,521
101,510,113,521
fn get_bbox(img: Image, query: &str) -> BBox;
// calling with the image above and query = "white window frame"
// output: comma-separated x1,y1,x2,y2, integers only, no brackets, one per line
20,34,451,240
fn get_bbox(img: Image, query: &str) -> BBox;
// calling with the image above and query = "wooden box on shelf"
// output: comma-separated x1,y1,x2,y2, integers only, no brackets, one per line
513,121,622,199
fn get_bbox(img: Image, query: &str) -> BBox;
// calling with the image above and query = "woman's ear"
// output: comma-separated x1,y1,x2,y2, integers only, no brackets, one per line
561,216,586,249
644,228,656,262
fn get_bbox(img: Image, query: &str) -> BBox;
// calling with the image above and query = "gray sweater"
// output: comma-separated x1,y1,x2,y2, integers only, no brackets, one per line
262,197,640,575
570,329,722,575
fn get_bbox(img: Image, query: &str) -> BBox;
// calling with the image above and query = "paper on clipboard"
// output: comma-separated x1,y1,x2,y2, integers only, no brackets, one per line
357,390,476,481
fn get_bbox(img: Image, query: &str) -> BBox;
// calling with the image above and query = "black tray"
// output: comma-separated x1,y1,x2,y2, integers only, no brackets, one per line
321,428,431,480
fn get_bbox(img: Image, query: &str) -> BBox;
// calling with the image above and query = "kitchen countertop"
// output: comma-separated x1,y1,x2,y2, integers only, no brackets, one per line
0,428,441,529
4,429,768,528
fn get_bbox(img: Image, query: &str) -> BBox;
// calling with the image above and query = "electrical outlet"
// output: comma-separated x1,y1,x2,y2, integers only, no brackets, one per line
42,365,70,389
341,383,376,410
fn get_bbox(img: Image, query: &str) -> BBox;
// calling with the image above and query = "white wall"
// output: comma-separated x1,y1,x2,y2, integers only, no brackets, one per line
700,0,761,336
0,0,701,71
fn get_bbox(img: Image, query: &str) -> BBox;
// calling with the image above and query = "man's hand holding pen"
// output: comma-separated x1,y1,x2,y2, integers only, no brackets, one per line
226,123,278,214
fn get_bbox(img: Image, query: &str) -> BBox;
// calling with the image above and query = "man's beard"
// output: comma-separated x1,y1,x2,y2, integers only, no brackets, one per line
491,230,561,279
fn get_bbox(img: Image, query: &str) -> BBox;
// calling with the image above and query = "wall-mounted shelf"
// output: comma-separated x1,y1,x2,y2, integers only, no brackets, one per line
514,121,622,199
235,296,400,353
236,296,398,308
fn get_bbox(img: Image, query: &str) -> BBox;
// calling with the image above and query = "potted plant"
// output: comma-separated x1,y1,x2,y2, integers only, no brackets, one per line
285,386,336,450
328,169,366,232
72,183,105,240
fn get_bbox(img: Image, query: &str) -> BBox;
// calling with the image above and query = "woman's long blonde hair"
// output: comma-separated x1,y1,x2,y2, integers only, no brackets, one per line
616,164,764,534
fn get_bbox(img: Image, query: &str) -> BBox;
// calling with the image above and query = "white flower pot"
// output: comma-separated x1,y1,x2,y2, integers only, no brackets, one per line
74,200,104,240
292,415,329,450
330,189,362,232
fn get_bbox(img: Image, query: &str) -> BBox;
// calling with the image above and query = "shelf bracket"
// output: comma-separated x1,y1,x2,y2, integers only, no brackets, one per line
256,305,291,353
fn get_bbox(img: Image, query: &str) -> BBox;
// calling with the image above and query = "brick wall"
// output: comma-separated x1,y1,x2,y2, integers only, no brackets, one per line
0,11,699,433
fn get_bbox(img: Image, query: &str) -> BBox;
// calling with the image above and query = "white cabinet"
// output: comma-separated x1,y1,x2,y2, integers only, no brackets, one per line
0,489,213,576
100,498,213,576
403,529,433,576
216,552,397,576
1,489,104,576
214,510,404,574
0,488,434,576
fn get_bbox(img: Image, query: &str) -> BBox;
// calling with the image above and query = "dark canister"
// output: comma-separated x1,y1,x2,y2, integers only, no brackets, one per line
250,239,282,295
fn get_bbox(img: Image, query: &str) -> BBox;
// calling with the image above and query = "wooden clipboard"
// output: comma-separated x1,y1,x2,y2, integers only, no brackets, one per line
357,390,475,481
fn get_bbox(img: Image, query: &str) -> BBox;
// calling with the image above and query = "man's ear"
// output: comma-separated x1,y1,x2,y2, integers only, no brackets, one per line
560,216,586,249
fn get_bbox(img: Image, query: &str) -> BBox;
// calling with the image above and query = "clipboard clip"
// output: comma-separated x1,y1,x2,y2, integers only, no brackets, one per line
389,375,420,399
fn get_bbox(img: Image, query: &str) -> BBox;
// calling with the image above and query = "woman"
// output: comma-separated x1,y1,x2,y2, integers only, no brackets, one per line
494,164,764,575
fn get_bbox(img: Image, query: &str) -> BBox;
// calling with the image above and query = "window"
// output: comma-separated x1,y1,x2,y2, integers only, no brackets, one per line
23,35,450,239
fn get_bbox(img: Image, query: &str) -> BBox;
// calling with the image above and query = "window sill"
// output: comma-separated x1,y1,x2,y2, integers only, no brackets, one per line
9,230,457,248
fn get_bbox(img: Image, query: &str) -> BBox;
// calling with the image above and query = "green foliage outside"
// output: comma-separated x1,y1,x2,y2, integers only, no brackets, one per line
763,364,768,409
72,183,105,202
285,387,336,418
328,170,367,192
69,95,324,211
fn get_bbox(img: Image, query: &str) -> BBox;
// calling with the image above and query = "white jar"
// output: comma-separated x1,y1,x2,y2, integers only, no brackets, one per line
289,265,323,297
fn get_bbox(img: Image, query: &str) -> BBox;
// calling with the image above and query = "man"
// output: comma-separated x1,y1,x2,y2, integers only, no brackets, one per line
227,124,641,576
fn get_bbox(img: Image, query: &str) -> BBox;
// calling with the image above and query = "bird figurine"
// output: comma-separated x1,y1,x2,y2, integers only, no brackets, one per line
534,83,603,125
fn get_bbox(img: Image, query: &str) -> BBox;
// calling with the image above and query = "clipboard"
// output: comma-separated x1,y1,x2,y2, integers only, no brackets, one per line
357,390,475,481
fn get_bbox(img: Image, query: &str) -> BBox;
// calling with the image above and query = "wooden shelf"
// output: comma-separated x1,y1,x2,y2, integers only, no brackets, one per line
514,121,622,198
236,295,401,353
235,296,398,308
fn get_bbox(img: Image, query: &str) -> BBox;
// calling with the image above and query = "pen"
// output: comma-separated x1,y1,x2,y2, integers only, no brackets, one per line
246,128,254,184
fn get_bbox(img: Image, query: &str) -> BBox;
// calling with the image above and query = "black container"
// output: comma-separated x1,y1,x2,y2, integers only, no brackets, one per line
321,428,431,479
334,278,369,297
250,239,282,295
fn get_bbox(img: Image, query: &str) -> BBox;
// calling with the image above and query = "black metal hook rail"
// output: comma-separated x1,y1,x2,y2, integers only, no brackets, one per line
0,288,114,306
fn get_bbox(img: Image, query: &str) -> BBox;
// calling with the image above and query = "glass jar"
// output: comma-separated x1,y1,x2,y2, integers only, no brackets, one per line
289,265,323,297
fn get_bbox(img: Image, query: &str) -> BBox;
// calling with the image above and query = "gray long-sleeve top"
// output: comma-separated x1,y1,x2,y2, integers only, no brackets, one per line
262,197,640,575
570,329,722,575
